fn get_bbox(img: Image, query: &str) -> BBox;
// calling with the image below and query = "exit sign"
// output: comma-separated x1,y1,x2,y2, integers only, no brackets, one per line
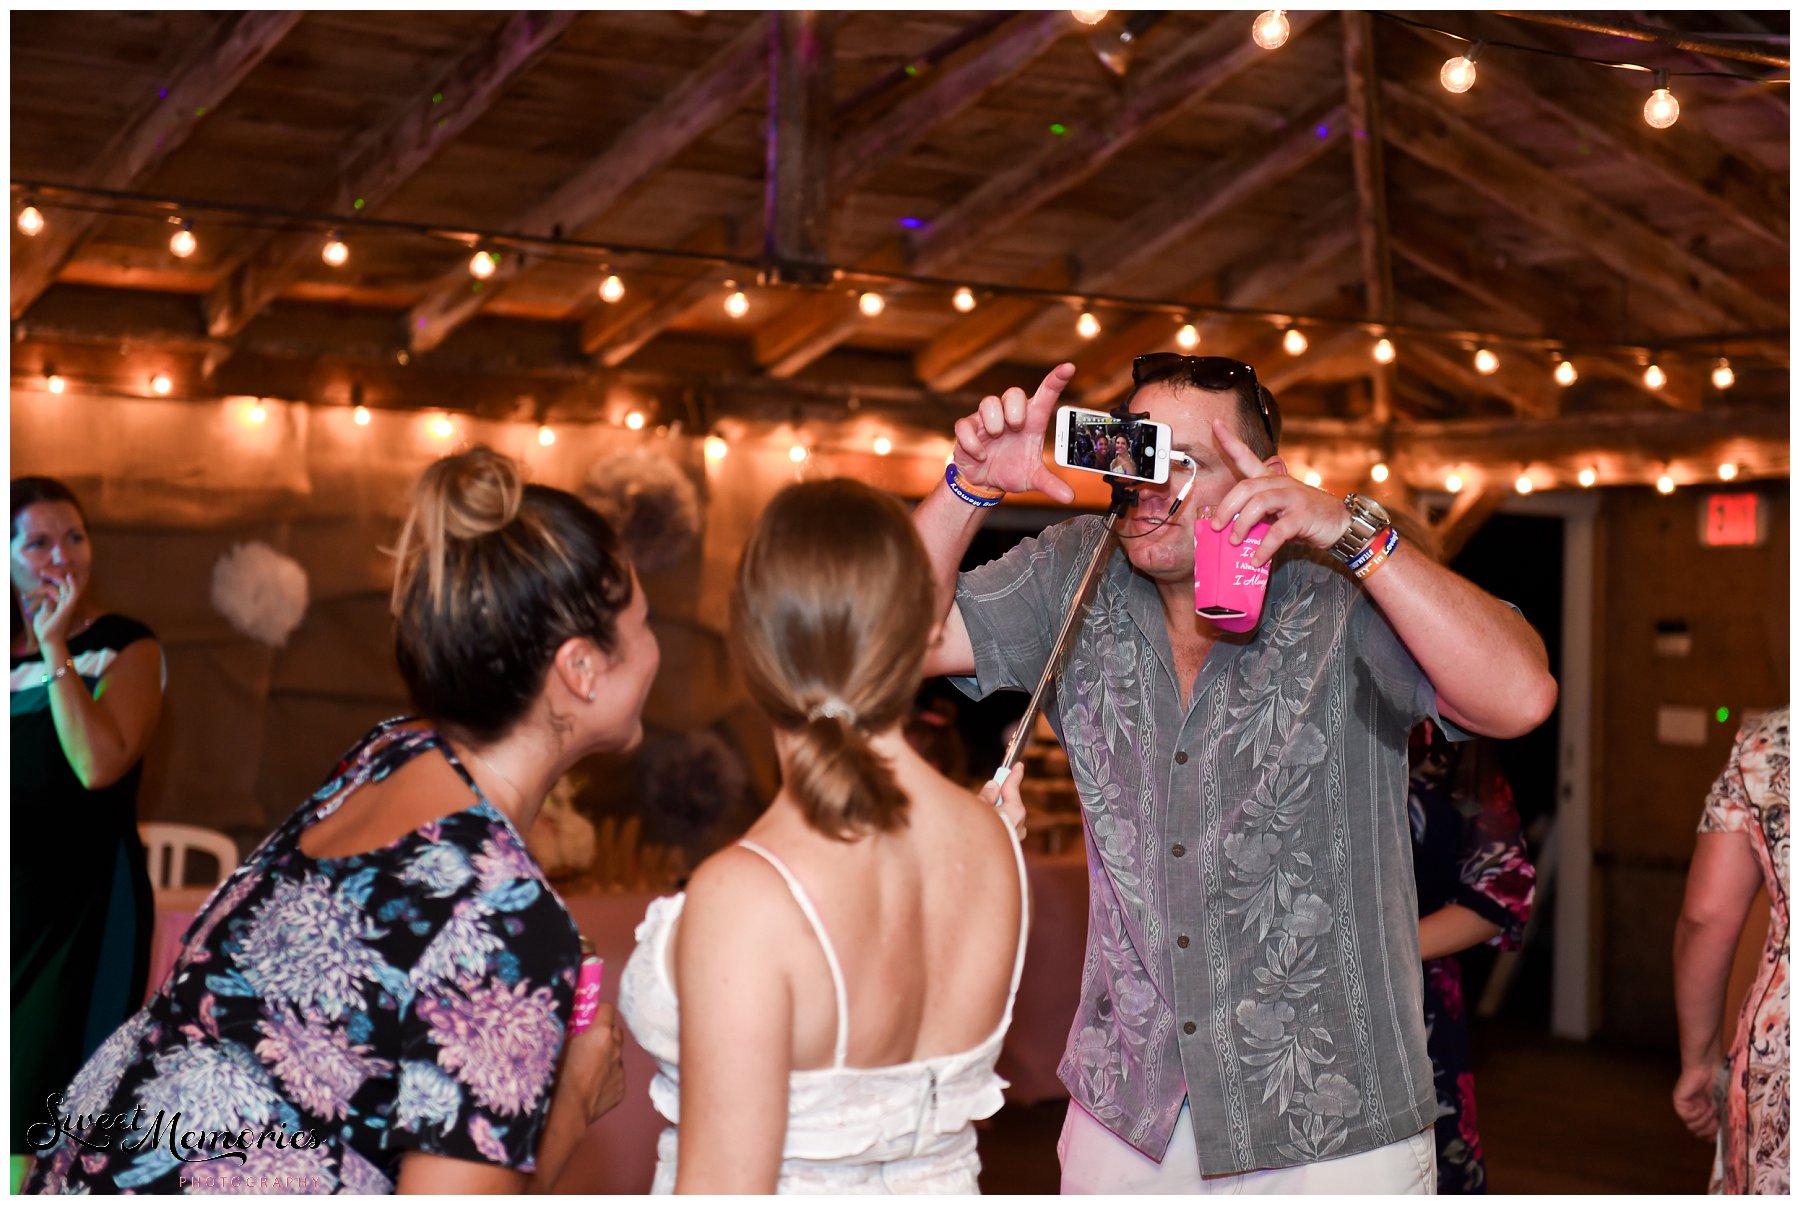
1701,493,1764,547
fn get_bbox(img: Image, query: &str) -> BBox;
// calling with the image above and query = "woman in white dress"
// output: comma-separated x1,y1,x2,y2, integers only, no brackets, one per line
620,478,1030,1193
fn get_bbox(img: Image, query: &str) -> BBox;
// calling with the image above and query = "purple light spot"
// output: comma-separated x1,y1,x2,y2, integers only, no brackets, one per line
1315,123,1330,139
415,317,427,329
897,216,925,229
158,87,168,99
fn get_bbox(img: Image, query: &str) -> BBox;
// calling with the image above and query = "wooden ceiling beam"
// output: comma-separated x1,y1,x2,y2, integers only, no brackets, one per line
1381,79,1787,332
1403,341,1558,418
1260,329,1377,395
405,15,768,354
755,9,1331,379
1432,484,1505,561
579,220,736,364
202,11,578,341
10,10,302,320
1342,11,1396,425
764,12,834,269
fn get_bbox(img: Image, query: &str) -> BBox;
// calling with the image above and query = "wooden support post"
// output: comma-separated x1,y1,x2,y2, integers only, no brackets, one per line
764,12,834,273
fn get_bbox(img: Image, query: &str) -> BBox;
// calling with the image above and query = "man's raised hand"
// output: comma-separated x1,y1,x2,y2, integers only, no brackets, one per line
952,363,1077,504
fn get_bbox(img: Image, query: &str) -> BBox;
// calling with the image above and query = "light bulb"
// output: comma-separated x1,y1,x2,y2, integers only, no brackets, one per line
1643,362,1667,390
1554,358,1578,386
17,205,44,236
704,435,729,461
1076,311,1101,339
724,290,749,318
429,414,456,439
353,405,371,426
1071,10,1108,26
1577,467,1597,488
789,444,809,464
1445,472,1464,494
1370,462,1390,484
537,425,556,447
1656,474,1676,495
1644,86,1680,130
150,373,173,395
859,291,885,317
1302,470,1322,488
1251,10,1289,50
952,287,976,313
1176,323,1199,350
599,274,625,303
321,236,349,267
1514,474,1534,495
873,436,894,456
169,226,197,258
45,374,64,394
1711,358,1735,390
624,410,646,431
1440,54,1478,94
1474,347,1499,375
468,249,497,279
247,402,267,425
1718,462,1738,481
1282,327,1308,355
1373,337,1395,365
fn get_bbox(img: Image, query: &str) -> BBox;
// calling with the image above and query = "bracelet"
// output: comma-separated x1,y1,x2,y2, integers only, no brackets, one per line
1352,527,1401,581
946,463,1005,508
39,657,76,686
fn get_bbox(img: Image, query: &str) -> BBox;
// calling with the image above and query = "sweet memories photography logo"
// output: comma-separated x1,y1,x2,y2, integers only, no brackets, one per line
29,1092,325,1188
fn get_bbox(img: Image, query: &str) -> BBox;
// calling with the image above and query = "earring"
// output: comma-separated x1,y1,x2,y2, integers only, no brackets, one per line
587,690,597,702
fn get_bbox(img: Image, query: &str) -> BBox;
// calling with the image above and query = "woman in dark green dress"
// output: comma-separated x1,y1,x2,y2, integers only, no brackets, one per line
9,478,165,1185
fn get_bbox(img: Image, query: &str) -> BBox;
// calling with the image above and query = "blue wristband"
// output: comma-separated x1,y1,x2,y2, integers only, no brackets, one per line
946,463,1002,508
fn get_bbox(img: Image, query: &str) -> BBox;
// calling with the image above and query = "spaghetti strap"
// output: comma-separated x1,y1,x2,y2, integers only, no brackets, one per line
992,808,1031,1023
737,839,851,1070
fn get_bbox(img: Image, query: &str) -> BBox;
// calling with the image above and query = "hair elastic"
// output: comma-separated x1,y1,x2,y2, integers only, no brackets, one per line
808,696,858,723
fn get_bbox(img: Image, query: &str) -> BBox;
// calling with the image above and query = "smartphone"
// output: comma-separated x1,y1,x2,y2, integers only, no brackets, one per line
1053,405,1172,485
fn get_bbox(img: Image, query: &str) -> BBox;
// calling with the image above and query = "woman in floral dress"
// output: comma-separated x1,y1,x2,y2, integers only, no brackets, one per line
1408,721,1536,1193
1674,706,1789,1195
26,447,656,1194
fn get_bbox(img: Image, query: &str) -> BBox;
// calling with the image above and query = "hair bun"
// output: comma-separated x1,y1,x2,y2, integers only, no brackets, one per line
433,446,523,540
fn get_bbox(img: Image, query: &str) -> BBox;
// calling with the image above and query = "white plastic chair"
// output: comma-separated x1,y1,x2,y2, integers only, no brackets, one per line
139,823,239,890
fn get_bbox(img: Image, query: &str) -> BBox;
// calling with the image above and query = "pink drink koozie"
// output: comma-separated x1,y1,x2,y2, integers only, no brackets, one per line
1195,507,1271,634
571,938,605,1034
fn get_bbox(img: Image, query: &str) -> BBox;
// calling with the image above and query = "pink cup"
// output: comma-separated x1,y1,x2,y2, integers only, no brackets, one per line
1195,507,1271,634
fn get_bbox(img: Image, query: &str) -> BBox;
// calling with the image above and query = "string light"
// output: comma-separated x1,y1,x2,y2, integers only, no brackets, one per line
1577,466,1597,488
321,233,349,267
1251,10,1290,50
724,290,749,318
1372,337,1395,365
429,413,456,439
1554,358,1578,386
704,435,729,461
468,249,497,279
1282,327,1308,355
1473,347,1499,375
1076,311,1101,339
873,436,893,456
1718,462,1738,481
1514,473,1534,495
859,291,886,317
952,286,976,313
353,405,371,426
169,222,197,259
1711,358,1735,390
537,425,556,446
1070,10,1108,25
624,410,646,430
1440,41,1482,94
1445,472,1464,493
45,373,64,394
1644,70,1680,129
1302,470,1323,488
599,274,625,303
1370,462,1390,484
150,373,173,395
247,402,268,425
1656,474,1676,495
16,205,44,236
1176,323,1199,350
1643,362,1667,391
789,444,809,464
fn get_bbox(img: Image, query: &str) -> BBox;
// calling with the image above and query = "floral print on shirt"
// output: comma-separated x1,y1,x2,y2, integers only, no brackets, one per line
24,719,579,1195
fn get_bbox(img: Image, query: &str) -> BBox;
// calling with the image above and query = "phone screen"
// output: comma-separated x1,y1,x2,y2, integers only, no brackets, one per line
1062,410,1162,481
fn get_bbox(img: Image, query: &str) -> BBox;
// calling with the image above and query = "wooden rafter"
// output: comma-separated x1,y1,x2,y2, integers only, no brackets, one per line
1381,80,1787,332
405,15,769,354
1260,329,1376,395
203,11,577,340
756,9,1332,379
1433,484,1505,561
11,10,303,319
765,12,834,269
1403,341,1558,418
1342,11,1395,424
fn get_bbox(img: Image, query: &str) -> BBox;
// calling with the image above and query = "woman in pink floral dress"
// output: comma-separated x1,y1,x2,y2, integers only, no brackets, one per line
1674,706,1789,1195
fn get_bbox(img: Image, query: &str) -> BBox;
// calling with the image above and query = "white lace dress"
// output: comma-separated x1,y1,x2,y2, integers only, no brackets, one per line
618,832,1029,1194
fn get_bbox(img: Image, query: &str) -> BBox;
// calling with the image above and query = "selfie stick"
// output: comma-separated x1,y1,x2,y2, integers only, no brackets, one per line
990,408,1148,790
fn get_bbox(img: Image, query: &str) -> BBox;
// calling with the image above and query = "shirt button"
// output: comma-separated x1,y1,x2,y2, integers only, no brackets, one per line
1177,935,1190,949
1175,750,1189,765
1183,1021,1197,1035
1171,843,1186,858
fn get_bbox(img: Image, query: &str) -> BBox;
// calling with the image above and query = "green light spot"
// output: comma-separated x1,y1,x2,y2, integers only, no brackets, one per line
353,198,366,209
1717,706,1731,724
904,64,919,77
432,92,443,104
471,281,484,293
1049,123,1068,136
195,106,207,117
437,118,447,129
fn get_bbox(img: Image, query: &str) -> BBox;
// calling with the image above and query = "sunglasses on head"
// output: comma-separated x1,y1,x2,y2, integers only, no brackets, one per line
1130,353,1277,448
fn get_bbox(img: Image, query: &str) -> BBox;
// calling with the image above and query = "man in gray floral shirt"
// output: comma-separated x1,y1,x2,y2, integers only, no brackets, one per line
915,359,1556,1192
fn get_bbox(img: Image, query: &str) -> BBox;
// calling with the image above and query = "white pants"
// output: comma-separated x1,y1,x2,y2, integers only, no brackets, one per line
1058,1099,1436,1194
